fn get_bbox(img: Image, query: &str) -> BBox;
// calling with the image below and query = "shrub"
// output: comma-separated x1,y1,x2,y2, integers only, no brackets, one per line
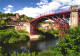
19,34,29,41
37,50,56,56
38,27,45,31
9,36,19,43
0,30,30,43
10,51,35,56
50,24,80,56
15,30,29,33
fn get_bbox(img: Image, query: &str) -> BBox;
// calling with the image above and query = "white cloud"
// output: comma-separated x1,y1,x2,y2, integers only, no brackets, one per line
55,0,80,5
3,5,13,13
70,0,80,5
3,8,7,10
12,0,80,18
14,0,61,18
36,0,49,5
60,6,70,9
55,0,71,4
8,5,13,7
4,9,12,13
14,7,41,18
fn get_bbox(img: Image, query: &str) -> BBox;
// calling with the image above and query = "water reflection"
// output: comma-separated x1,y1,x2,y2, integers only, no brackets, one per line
2,38,58,53
38,41,49,51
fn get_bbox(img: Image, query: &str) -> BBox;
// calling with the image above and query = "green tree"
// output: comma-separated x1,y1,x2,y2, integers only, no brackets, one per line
0,12,2,19
50,24,80,56
5,17,12,25
0,19,5,28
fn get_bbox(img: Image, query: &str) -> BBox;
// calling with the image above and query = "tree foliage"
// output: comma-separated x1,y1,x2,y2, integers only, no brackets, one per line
50,23,80,56
0,30,29,43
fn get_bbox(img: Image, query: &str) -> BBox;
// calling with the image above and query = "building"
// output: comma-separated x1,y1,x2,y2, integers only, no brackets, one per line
40,22,59,31
1,13,19,21
15,22,30,33
15,22,26,30
15,22,59,33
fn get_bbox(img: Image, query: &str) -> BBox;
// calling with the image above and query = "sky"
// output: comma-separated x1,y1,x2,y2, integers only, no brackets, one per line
0,0,80,18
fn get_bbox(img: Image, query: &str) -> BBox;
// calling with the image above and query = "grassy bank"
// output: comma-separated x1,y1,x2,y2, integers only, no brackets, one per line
0,26,29,44
0,30,29,44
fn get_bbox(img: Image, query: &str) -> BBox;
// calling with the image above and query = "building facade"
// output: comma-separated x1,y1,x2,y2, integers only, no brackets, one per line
40,22,59,31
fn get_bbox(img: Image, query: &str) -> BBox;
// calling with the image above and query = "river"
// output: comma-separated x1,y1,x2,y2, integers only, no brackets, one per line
2,38,58,53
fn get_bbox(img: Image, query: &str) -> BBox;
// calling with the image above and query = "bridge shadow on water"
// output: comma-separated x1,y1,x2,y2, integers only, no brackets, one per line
37,30,56,40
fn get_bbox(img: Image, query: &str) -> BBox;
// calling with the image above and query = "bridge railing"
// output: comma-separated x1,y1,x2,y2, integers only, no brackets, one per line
51,8,70,13
36,7,70,18
35,5,80,18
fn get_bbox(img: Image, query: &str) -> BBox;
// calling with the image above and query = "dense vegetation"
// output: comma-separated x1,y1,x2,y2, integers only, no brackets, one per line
0,12,16,17
0,30,29,43
18,15,33,22
0,25,29,44
0,12,80,56
0,17,13,28
0,23,80,56
38,29,59,40
0,12,33,22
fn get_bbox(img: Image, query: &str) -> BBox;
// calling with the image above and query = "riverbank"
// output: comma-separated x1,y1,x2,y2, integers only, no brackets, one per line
0,26,30,44
0,37,58,56
0,30,30,44
38,29,60,40
1,25,80,56
0,26,60,56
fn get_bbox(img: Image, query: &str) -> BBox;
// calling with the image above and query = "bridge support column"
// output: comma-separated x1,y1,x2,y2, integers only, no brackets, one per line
70,5,78,27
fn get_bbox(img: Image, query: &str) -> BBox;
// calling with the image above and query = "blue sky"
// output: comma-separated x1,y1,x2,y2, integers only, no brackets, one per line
0,0,80,18
0,0,40,12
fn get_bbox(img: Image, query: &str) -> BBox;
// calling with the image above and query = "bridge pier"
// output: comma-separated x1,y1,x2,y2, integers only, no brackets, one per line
29,35,40,41
70,5,78,27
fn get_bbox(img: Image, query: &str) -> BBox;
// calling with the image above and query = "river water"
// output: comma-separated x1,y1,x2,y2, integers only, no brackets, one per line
2,38,58,53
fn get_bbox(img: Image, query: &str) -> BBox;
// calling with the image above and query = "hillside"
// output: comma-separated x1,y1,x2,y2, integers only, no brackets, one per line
0,12,33,22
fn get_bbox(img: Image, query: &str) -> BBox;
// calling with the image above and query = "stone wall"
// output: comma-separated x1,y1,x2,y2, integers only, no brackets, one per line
24,23,30,33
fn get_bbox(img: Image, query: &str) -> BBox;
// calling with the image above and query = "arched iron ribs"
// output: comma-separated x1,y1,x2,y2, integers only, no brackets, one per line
47,16,62,37
30,22,34,35
30,23,37,35
33,18,40,34
30,18,40,35
30,14,69,38
56,14,69,37
50,14,69,37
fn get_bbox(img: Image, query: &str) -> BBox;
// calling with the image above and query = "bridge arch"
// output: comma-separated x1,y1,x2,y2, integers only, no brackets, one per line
28,5,80,37
29,12,70,36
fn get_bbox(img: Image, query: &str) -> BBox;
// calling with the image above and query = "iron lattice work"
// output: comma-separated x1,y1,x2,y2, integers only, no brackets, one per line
29,13,70,37
29,5,80,37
